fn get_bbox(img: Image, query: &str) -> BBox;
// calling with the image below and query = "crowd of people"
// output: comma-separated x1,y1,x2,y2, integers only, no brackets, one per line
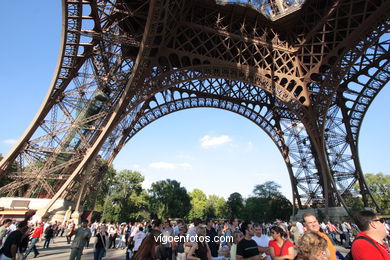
0,210,388,260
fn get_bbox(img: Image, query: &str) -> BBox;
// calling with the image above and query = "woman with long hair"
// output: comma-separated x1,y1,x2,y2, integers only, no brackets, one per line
133,229,162,260
268,226,295,260
187,226,212,260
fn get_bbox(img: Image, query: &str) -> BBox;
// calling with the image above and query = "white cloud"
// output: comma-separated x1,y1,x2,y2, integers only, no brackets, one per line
200,135,232,149
3,139,17,145
149,162,192,170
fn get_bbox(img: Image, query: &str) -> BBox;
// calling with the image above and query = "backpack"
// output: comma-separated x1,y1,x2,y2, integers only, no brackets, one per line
344,236,380,260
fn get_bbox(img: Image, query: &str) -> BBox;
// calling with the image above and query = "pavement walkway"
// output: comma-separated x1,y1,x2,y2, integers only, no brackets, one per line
24,236,126,260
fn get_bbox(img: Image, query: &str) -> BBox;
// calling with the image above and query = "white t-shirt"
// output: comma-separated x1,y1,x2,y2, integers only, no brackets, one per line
296,222,304,235
133,231,146,251
252,235,271,260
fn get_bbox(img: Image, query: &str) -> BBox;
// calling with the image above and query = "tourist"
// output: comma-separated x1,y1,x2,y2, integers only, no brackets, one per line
94,224,108,260
206,219,219,257
161,220,174,260
108,223,117,249
268,226,295,260
302,213,336,260
43,224,54,248
133,229,162,260
187,226,212,260
350,210,390,259
230,230,244,260
175,226,187,260
69,219,92,260
236,221,260,260
24,221,44,258
252,223,271,260
0,221,29,260
0,219,12,246
224,218,239,248
296,231,329,260
133,226,146,256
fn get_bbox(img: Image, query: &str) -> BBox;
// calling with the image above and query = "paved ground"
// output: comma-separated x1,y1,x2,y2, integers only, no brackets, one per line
25,237,126,260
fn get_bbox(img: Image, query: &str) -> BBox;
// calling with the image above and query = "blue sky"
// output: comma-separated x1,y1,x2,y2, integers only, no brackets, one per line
0,1,389,200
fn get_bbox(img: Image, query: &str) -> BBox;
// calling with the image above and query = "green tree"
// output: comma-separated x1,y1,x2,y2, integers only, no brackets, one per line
85,164,116,211
253,181,282,199
251,181,293,222
227,192,244,219
206,195,228,219
265,194,293,221
354,173,390,213
242,196,268,222
101,170,147,222
148,179,191,219
188,189,208,220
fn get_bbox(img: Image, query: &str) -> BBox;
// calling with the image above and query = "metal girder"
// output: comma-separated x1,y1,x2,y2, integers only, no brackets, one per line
0,0,389,216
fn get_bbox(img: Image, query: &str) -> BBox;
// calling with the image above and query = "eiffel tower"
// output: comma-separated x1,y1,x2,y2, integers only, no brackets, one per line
0,0,388,218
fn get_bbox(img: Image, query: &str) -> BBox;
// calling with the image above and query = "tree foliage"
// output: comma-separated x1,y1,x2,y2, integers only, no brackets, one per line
227,192,244,219
148,179,191,220
100,170,148,222
253,181,282,199
205,195,228,219
354,173,390,213
188,189,208,220
249,181,292,221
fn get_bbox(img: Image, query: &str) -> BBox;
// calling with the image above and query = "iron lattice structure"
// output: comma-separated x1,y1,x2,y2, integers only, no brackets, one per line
0,0,389,215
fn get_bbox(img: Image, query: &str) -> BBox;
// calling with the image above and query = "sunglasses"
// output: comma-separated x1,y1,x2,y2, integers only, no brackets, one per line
372,218,385,224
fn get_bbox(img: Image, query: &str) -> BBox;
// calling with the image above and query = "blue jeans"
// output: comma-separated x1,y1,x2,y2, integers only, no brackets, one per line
25,237,39,257
94,247,105,260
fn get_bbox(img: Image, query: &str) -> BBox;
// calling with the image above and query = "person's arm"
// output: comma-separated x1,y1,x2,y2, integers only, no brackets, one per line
269,246,295,260
258,245,269,254
186,243,200,260
206,242,212,260
10,243,18,260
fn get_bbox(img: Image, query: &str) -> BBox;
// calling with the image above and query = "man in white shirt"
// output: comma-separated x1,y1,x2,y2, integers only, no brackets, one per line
296,221,304,235
133,226,146,253
251,223,270,260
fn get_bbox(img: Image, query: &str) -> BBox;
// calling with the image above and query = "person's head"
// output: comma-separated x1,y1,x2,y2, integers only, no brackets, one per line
81,219,89,228
179,225,186,235
206,219,213,228
164,220,170,228
297,231,330,260
239,221,253,238
233,230,244,245
152,219,162,230
253,223,262,237
222,246,230,257
17,221,29,234
354,210,387,239
193,218,201,227
230,217,239,227
196,226,207,237
303,213,320,232
270,226,286,240
2,219,12,227
99,224,107,233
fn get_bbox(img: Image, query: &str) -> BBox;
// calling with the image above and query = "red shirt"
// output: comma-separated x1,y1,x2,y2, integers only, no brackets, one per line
31,226,44,238
268,239,294,257
351,232,390,260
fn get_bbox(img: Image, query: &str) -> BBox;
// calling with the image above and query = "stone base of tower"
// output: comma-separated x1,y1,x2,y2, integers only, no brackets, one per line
292,207,349,222
0,197,82,223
